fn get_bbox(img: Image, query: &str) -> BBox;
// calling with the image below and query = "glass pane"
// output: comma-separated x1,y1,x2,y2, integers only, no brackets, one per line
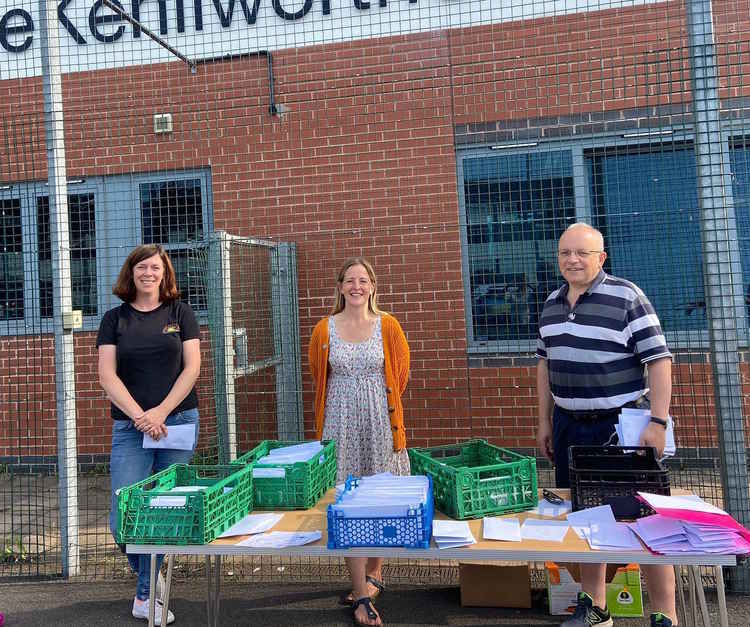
730,139,750,322
0,198,23,321
37,193,97,317
140,178,203,244
464,150,574,341
587,145,702,331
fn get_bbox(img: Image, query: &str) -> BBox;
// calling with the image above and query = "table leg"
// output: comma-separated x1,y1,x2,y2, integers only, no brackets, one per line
213,555,221,627
715,565,729,627
689,565,711,627
674,566,691,627
205,556,214,625
162,555,173,624
149,554,157,627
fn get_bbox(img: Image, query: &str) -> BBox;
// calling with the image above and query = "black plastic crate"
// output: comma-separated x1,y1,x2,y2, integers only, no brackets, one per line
568,445,670,520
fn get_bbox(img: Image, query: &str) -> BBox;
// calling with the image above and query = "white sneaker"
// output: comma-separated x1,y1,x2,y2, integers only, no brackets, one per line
155,570,166,601
132,597,175,625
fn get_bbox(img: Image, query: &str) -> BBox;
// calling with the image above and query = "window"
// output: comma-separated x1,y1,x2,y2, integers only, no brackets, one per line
460,134,750,351
140,178,207,309
730,137,750,320
37,193,97,318
461,150,574,344
0,170,212,334
586,143,705,331
0,199,23,321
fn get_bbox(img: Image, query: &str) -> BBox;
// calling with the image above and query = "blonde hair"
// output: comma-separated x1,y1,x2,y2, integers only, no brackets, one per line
331,257,383,316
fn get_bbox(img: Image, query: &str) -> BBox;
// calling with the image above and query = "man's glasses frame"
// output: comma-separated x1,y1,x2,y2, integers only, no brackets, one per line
557,249,604,259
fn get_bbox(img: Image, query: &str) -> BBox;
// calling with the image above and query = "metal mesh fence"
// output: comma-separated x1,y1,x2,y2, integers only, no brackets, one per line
0,0,749,592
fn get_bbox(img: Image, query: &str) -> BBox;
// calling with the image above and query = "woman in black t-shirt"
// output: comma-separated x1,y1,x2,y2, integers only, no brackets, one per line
97,244,201,626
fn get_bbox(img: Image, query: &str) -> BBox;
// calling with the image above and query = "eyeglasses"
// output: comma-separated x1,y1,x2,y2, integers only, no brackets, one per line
542,489,565,505
557,249,603,259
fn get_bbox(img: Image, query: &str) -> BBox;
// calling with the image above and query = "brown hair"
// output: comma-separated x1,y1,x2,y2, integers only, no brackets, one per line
112,244,180,303
331,257,383,315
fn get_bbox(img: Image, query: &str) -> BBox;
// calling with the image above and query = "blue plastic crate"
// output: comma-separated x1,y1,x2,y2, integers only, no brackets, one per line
327,475,433,549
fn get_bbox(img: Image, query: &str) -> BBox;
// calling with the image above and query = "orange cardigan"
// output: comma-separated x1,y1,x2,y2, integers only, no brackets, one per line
308,313,410,451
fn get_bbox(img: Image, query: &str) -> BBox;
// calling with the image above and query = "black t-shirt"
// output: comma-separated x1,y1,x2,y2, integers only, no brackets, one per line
96,300,200,420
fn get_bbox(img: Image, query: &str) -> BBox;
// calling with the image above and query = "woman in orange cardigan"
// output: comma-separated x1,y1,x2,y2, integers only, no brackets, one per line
309,257,410,627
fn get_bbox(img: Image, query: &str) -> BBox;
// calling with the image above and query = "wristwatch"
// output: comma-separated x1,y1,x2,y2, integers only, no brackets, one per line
649,416,668,429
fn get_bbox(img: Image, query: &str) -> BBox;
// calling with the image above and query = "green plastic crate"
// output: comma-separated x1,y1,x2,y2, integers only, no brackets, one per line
117,464,253,545
233,440,336,510
408,439,538,519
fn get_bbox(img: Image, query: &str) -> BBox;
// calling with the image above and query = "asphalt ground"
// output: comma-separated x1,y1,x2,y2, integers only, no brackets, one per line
1,580,748,627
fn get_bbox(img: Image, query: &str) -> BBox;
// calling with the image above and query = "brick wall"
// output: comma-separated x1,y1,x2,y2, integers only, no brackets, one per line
1,2,748,463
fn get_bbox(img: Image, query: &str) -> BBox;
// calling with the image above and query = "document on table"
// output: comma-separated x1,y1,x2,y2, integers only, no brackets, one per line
520,519,570,542
588,522,643,551
483,517,522,542
529,498,572,518
236,530,322,548
433,520,475,548
567,505,616,540
618,408,676,457
142,423,196,450
218,513,284,538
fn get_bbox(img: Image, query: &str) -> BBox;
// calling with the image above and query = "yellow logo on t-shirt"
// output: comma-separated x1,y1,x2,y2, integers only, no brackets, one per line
163,323,180,334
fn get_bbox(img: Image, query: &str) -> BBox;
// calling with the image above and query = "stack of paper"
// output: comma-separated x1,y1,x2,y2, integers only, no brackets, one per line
253,441,326,478
330,474,430,518
432,520,475,548
566,504,643,551
616,408,676,457
629,493,750,555
520,519,570,542
529,498,572,518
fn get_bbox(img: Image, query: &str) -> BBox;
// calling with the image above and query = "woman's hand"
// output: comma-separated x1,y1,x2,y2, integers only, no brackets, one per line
133,407,168,439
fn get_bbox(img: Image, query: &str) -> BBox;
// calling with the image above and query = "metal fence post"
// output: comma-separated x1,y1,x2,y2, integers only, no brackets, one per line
39,0,79,577
273,243,303,440
686,0,750,591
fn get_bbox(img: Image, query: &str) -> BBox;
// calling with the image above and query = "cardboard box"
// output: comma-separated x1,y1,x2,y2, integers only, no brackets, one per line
459,562,532,608
546,562,643,617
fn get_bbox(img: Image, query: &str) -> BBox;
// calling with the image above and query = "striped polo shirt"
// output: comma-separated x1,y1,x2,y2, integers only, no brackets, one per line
536,270,672,411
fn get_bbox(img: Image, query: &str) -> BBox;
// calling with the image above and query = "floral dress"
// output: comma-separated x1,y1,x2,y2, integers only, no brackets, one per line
322,316,410,483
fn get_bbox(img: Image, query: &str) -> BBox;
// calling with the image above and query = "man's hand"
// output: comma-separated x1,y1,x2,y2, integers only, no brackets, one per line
537,420,554,463
638,421,667,457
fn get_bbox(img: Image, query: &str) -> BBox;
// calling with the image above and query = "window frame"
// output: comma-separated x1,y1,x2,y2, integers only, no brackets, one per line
0,169,212,336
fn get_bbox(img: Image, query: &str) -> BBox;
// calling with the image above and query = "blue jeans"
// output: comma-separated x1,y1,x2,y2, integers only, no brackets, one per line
109,408,199,600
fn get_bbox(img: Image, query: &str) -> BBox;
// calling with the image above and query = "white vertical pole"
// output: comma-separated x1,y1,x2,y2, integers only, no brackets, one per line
39,0,79,576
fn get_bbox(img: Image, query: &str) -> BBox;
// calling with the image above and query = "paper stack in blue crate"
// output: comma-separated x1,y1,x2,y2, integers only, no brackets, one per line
327,473,433,549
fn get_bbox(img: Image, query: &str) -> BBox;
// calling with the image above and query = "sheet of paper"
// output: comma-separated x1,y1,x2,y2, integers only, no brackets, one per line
148,495,187,507
236,530,322,548
637,492,728,516
483,517,522,542
435,538,476,549
567,505,615,539
253,467,286,478
530,499,572,518
142,423,196,450
218,513,284,538
632,515,684,542
588,522,643,550
520,519,569,542
618,408,676,456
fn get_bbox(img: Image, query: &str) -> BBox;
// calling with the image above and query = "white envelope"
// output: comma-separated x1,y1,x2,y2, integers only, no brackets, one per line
142,423,196,451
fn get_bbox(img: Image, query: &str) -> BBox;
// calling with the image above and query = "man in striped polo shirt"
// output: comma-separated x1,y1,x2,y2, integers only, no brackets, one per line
536,223,676,627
